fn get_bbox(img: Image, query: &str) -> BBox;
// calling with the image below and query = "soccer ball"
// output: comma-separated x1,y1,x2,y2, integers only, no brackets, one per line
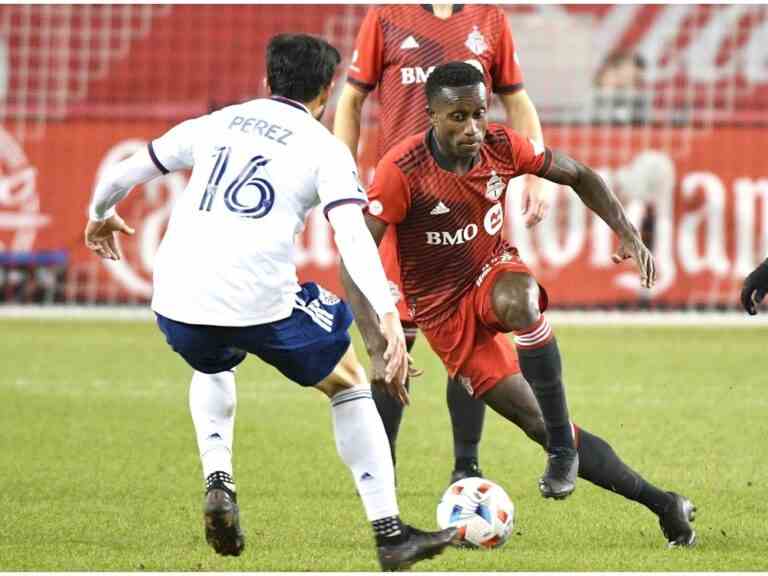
436,477,515,549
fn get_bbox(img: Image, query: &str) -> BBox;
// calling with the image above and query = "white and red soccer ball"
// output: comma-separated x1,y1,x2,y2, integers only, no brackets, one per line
436,477,515,549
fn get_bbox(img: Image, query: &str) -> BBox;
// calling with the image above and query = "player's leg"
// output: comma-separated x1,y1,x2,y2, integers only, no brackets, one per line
155,314,246,556
370,228,411,469
489,270,578,499
314,344,455,569
371,322,417,467
483,374,696,547
574,425,697,547
261,283,455,570
188,369,245,555
447,374,486,483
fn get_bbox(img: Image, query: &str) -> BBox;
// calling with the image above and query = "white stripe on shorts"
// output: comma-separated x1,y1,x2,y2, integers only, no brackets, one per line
294,297,333,332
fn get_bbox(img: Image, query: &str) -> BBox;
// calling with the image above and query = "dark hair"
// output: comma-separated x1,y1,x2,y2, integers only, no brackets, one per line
266,34,341,103
425,61,485,105
595,51,646,84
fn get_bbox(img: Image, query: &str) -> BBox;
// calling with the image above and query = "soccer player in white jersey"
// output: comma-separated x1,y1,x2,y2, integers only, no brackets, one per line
83,34,455,571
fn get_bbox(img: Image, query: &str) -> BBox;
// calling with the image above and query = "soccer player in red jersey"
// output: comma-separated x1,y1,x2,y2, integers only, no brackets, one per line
341,62,697,547
334,3,549,484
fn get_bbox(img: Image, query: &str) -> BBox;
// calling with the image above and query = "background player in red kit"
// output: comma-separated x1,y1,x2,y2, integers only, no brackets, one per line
334,3,549,484
340,62,697,547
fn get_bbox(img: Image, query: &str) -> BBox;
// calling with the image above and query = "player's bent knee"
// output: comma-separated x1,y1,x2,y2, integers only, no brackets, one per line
491,273,540,331
314,344,369,398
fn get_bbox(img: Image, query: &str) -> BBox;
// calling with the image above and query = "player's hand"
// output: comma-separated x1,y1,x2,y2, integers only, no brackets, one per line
379,311,410,406
84,214,135,261
521,177,551,228
612,233,656,289
740,258,768,315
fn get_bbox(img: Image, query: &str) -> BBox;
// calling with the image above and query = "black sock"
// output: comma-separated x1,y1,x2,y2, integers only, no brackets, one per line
206,471,236,500
454,457,480,474
516,336,574,450
446,375,485,464
576,427,673,516
372,380,409,467
372,515,406,546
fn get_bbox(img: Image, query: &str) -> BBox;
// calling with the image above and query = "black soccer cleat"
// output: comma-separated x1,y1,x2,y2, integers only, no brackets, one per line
203,487,245,556
377,525,457,572
659,492,696,548
449,460,484,485
538,447,578,500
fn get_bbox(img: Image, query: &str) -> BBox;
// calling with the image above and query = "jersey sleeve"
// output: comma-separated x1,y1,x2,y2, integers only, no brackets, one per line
149,115,207,173
502,126,552,177
491,9,525,94
346,7,384,92
365,156,410,225
317,137,369,218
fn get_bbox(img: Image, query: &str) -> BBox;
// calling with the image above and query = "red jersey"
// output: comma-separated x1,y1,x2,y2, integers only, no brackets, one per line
347,5,524,161
367,124,551,328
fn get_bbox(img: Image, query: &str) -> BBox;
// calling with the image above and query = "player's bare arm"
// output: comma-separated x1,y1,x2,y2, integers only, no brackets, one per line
328,203,408,396
500,90,542,142
333,83,369,158
339,213,411,404
499,90,550,229
541,150,656,288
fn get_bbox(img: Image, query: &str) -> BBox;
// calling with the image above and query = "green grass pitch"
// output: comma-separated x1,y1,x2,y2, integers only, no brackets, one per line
0,318,765,571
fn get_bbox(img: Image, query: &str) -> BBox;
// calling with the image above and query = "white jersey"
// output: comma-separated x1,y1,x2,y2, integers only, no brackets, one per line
149,97,367,326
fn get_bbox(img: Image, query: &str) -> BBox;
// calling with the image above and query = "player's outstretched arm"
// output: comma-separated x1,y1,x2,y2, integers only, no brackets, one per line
84,147,163,260
741,257,768,315
329,205,409,403
542,149,656,289
333,83,369,159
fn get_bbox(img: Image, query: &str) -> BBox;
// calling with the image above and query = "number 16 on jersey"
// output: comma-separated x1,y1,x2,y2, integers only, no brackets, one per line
199,146,275,219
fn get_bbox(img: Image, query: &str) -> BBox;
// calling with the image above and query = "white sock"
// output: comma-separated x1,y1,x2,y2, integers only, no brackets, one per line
331,386,399,521
189,370,236,482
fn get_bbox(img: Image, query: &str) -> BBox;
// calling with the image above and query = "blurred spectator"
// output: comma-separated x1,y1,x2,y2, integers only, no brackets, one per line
592,51,650,125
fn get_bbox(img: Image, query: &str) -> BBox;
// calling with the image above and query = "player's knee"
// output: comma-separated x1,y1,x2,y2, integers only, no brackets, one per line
492,285,539,331
315,346,369,398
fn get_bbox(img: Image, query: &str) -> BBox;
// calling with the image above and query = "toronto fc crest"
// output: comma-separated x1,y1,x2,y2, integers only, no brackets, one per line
485,170,505,201
465,26,488,56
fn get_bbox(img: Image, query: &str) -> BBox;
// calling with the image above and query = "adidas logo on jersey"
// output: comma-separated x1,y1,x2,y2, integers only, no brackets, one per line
400,35,420,50
430,201,451,215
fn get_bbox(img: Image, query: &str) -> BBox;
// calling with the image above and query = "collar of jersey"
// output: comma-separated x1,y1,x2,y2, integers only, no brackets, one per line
270,95,310,114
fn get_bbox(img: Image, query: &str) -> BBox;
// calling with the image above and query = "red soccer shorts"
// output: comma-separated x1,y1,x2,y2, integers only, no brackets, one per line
419,250,548,398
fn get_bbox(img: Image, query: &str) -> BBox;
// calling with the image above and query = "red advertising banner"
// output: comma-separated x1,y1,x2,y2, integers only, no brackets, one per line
1,121,765,307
